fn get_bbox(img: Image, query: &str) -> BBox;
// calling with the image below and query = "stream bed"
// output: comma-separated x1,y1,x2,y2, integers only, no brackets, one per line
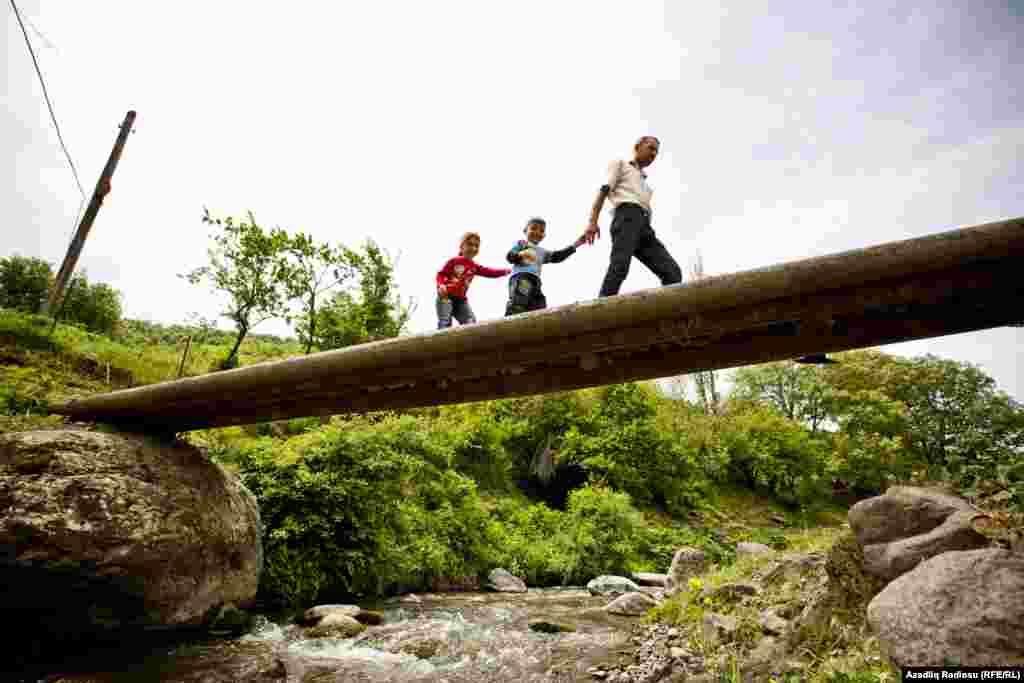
33,588,650,683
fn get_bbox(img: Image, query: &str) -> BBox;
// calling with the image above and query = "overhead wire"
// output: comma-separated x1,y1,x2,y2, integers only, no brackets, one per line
10,0,87,202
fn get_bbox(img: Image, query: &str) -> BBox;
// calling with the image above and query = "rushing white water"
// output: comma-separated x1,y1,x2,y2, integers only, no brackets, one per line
39,588,649,682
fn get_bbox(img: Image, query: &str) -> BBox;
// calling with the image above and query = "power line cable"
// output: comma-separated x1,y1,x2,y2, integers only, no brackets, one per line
10,0,86,202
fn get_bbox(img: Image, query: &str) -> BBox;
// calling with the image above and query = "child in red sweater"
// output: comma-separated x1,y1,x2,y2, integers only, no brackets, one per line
436,232,511,329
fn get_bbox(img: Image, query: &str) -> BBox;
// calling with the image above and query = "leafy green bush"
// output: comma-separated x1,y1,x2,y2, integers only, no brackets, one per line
558,485,645,582
0,255,52,313
717,406,830,505
234,415,500,605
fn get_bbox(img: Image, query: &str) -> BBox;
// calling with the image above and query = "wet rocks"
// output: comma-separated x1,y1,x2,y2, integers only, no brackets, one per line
867,548,1024,667
665,547,708,595
588,575,641,596
398,636,446,658
529,620,577,633
0,429,262,638
486,567,528,593
305,612,366,639
300,604,384,627
605,591,660,616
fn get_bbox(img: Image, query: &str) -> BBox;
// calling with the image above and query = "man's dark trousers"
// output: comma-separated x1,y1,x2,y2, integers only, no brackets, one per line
598,203,682,297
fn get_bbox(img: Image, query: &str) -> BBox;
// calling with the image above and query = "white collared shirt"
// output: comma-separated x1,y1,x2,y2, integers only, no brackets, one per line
606,159,653,218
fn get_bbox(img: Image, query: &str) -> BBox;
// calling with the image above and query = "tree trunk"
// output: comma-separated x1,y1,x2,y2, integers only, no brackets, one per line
304,293,316,355
226,325,248,367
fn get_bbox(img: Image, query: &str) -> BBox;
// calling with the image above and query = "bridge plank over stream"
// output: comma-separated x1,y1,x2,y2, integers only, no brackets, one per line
53,217,1024,431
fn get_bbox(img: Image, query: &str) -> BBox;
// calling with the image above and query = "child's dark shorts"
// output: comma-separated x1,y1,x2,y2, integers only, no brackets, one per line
505,273,547,316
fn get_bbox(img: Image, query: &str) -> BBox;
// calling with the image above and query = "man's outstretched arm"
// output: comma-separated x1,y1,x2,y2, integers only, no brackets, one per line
586,185,610,243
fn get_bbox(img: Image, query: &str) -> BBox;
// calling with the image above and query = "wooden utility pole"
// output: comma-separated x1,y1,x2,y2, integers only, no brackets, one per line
176,335,193,378
44,110,136,315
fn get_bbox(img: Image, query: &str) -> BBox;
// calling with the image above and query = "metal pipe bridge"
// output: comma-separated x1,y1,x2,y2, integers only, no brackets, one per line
53,217,1024,431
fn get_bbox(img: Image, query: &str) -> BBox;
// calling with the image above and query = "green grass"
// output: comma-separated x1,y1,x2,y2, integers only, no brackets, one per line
0,308,304,387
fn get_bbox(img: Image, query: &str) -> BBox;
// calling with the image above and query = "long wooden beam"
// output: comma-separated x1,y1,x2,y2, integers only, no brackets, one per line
52,217,1024,430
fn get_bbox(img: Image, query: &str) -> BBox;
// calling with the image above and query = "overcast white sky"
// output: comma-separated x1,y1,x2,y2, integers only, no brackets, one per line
5,1,1023,400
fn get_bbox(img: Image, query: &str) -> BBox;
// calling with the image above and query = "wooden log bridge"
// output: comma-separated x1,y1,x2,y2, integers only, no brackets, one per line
54,217,1024,431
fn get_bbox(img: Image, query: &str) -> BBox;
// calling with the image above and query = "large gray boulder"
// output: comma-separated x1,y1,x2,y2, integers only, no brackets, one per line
867,549,1024,666
587,575,640,596
848,486,976,547
0,429,262,635
850,487,988,582
861,510,989,581
486,567,527,593
605,591,659,616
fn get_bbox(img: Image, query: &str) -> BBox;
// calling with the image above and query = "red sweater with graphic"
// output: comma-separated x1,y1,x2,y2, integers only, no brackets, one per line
436,256,510,298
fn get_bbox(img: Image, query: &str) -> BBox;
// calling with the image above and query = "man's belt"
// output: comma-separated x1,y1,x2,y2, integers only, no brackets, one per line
616,202,650,217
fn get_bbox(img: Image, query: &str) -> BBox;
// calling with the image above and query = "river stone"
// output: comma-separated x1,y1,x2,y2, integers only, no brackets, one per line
758,553,824,587
605,591,660,616
486,567,527,593
399,636,446,658
631,572,669,587
300,604,361,625
861,510,990,581
528,620,577,633
848,486,976,547
867,548,1024,666
736,542,773,558
0,430,261,634
305,612,366,639
587,575,641,596
665,547,708,594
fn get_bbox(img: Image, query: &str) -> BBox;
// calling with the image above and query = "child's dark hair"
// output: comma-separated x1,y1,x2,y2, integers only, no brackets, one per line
523,217,546,232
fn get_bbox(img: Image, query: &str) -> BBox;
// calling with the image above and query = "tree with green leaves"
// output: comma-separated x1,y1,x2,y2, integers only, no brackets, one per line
284,233,357,354
311,240,414,350
731,361,831,433
62,272,123,335
0,255,52,313
181,209,292,369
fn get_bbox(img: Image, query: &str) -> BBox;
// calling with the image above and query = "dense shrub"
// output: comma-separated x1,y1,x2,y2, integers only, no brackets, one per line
717,405,830,505
233,416,499,605
0,255,51,313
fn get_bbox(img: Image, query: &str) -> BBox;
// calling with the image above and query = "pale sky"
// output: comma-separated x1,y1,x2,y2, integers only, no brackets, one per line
5,1,1023,400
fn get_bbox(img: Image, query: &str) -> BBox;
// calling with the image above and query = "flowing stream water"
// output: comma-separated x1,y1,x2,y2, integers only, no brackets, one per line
35,588,650,683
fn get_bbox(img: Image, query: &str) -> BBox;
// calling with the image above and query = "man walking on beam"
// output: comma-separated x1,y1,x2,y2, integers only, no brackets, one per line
584,135,683,297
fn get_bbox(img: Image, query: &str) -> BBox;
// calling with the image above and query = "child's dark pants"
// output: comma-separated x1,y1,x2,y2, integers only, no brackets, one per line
505,273,547,316
598,203,682,297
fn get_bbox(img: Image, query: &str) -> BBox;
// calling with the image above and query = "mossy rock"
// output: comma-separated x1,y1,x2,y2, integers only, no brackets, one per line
306,614,366,639
399,637,446,659
204,602,255,635
529,621,577,634
354,609,384,625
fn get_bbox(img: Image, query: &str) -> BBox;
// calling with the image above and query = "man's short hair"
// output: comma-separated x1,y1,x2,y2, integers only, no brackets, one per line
635,135,660,148
524,217,547,230
460,231,481,246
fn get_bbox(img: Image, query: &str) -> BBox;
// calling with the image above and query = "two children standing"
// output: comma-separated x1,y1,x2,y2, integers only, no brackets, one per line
435,221,587,329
